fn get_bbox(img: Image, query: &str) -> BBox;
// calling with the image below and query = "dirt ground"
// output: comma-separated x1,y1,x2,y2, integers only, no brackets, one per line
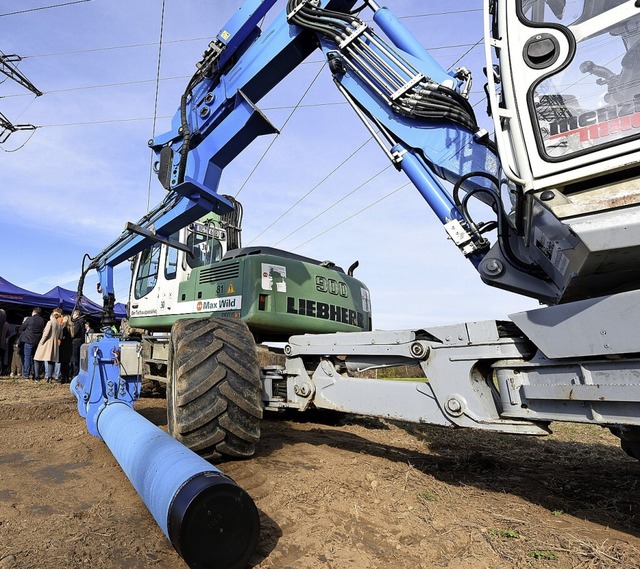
0,377,639,569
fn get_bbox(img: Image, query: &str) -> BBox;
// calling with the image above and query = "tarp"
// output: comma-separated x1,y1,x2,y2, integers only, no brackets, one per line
0,277,126,321
42,286,127,319
0,276,59,309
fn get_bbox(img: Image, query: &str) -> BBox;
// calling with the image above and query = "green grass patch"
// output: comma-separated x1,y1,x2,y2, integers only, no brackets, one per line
489,529,520,539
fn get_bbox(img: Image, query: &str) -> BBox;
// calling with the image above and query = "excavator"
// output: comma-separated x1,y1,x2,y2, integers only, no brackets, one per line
70,1,640,567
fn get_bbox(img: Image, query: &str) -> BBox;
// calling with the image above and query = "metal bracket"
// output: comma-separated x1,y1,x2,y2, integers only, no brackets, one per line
444,219,478,256
338,21,369,49
390,73,426,102
287,0,319,22
125,222,192,254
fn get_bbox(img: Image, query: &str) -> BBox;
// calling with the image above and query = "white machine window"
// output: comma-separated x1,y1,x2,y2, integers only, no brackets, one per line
186,229,223,269
521,0,640,159
134,243,161,299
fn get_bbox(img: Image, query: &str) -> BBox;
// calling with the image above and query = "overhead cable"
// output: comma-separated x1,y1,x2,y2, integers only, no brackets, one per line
147,0,167,211
0,0,92,17
292,183,409,251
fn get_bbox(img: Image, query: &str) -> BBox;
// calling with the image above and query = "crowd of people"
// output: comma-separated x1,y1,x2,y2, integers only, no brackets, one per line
0,307,94,383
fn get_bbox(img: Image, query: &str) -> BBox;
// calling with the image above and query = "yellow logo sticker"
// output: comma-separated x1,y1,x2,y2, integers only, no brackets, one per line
227,282,236,294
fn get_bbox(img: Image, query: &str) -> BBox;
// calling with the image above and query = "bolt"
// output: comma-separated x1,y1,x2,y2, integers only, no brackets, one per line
482,258,504,277
410,342,427,358
200,106,210,118
540,190,555,201
446,397,463,416
294,383,311,397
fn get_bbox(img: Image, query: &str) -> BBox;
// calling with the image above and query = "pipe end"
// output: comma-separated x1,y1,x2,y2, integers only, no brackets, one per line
168,472,260,569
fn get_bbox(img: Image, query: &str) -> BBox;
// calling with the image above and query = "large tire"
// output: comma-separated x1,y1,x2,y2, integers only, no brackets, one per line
168,317,263,461
610,427,640,462
621,439,640,461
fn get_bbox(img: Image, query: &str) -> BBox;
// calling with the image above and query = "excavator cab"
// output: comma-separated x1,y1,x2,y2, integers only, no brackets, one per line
479,0,640,303
489,0,640,191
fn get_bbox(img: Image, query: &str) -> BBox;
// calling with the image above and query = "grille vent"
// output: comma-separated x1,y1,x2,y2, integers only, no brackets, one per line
198,262,240,284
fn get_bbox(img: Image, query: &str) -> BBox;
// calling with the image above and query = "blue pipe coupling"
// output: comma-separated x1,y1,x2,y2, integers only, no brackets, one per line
97,402,259,569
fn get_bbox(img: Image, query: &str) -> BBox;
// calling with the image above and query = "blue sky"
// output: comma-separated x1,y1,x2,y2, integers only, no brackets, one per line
0,0,539,329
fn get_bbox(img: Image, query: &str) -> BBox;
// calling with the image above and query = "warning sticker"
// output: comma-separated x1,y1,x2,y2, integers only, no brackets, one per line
533,227,569,276
361,288,371,313
262,263,287,292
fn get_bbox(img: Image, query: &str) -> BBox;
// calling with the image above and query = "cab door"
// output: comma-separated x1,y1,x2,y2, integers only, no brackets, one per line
129,243,162,319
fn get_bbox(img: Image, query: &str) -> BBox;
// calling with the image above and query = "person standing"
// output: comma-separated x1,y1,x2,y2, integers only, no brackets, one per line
57,314,73,383
0,310,9,375
84,320,94,342
34,310,62,382
8,322,24,378
71,310,86,379
20,307,45,379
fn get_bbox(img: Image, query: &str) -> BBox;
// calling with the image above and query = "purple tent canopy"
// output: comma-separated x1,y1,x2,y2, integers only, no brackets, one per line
0,277,126,323
0,276,59,309
42,286,127,319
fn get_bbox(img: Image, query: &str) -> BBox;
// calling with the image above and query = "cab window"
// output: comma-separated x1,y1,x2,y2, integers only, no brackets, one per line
186,230,222,269
134,243,161,299
165,234,179,280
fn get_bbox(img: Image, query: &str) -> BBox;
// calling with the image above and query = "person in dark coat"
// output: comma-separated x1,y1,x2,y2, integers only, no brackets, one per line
71,310,86,379
8,323,24,377
20,307,45,379
57,314,73,383
0,309,8,374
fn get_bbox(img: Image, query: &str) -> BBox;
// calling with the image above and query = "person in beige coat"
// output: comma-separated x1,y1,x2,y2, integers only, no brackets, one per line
34,311,63,382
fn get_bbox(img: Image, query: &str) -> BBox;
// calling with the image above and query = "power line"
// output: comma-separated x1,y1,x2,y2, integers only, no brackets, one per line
22,37,213,59
1,75,189,98
23,40,480,63
23,38,480,60
0,0,92,17
248,136,375,245
37,116,169,128
234,61,328,199
397,8,482,19
448,37,484,70
147,0,167,212
274,163,394,247
292,183,409,251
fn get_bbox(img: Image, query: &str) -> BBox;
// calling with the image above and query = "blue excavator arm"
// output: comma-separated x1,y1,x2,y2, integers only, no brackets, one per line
151,0,497,228
87,0,500,324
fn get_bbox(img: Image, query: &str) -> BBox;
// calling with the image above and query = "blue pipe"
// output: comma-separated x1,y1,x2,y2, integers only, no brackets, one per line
97,402,259,569
71,337,260,569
